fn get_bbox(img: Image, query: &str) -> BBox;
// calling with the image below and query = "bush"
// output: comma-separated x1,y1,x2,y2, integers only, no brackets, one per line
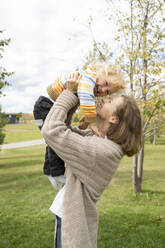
0,107,8,145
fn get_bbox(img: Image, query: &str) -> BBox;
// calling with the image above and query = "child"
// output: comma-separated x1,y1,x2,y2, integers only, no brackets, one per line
47,62,125,131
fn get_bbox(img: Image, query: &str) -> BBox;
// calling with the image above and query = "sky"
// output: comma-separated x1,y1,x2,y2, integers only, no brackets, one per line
0,0,124,113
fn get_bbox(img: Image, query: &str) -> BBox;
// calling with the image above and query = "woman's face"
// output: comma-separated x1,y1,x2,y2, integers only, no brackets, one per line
96,96,123,124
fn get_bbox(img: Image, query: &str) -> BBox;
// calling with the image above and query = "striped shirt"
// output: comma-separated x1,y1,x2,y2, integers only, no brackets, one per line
47,67,97,123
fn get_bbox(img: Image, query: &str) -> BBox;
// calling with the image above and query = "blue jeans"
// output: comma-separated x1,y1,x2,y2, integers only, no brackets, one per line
55,215,62,248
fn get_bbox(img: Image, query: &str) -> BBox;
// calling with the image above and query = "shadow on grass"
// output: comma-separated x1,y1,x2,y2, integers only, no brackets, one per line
98,211,165,248
142,170,165,180
0,170,45,191
0,157,44,169
142,189,165,195
115,169,165,182
145,142,165,146
0,154,44,161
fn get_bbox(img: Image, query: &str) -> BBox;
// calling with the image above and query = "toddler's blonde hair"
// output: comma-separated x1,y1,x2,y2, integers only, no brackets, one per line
89,62,125,90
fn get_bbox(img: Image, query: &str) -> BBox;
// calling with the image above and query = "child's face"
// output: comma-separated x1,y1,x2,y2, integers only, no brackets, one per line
94,76,119,97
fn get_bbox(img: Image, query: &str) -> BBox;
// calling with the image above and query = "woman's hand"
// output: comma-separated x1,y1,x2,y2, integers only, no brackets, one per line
66,72,81,94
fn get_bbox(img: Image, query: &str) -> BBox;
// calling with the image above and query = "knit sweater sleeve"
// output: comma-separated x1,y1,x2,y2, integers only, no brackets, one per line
41,90,96,176
70,126,92,137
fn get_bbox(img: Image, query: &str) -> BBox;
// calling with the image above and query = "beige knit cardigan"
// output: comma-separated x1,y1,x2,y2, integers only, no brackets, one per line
41,90,123,248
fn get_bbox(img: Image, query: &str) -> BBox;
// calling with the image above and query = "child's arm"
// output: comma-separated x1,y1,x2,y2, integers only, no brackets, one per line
47,75,68,102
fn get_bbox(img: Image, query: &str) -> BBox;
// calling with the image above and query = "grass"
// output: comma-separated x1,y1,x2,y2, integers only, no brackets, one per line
145,136,165,145
97,144,165,247
0,143,165,248
5,123,39,130
3,123,42,144
3,123,165,147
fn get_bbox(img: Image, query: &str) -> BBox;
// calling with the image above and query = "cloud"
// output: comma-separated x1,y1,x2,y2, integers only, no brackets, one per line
1,0,112,113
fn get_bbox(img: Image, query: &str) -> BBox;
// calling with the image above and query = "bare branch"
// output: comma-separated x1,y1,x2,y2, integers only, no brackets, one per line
143,108,157,131
144,126,160,135
104,0,130,50
145,132,155,140
138,0,144,10
149,1,164,20
88,21,106,61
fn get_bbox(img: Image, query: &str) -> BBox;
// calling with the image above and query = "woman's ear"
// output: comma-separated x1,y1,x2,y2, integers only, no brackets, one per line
109,116,119,124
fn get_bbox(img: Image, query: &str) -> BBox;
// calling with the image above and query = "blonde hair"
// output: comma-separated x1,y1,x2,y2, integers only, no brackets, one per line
89,62,125,90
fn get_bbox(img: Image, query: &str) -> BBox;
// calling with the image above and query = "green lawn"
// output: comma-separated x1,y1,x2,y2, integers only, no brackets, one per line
145,136,165,145
5,123,39,130
3,123,165,148
3,123,42,143
0,144,165,248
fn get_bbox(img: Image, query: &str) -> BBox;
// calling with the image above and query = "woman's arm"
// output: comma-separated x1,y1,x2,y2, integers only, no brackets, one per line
41,90,96,172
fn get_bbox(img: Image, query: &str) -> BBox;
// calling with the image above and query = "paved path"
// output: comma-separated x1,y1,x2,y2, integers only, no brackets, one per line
0,139,45,150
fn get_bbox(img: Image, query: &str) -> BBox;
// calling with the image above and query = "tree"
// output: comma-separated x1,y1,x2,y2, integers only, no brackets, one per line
105,0,165,192
0,30,13,145
0,30,13,95
0,107,8,144
84,0,165,192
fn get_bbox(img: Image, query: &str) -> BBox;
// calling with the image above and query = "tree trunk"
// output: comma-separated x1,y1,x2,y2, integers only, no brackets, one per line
138,146,144,184
132,2,149,193
153,128,156,144
133,146,144,193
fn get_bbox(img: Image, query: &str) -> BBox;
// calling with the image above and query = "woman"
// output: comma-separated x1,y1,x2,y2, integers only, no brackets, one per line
41,73,143,248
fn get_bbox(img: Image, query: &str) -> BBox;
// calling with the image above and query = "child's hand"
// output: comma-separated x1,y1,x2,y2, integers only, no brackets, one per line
66,72,81,94
78,117,89,130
